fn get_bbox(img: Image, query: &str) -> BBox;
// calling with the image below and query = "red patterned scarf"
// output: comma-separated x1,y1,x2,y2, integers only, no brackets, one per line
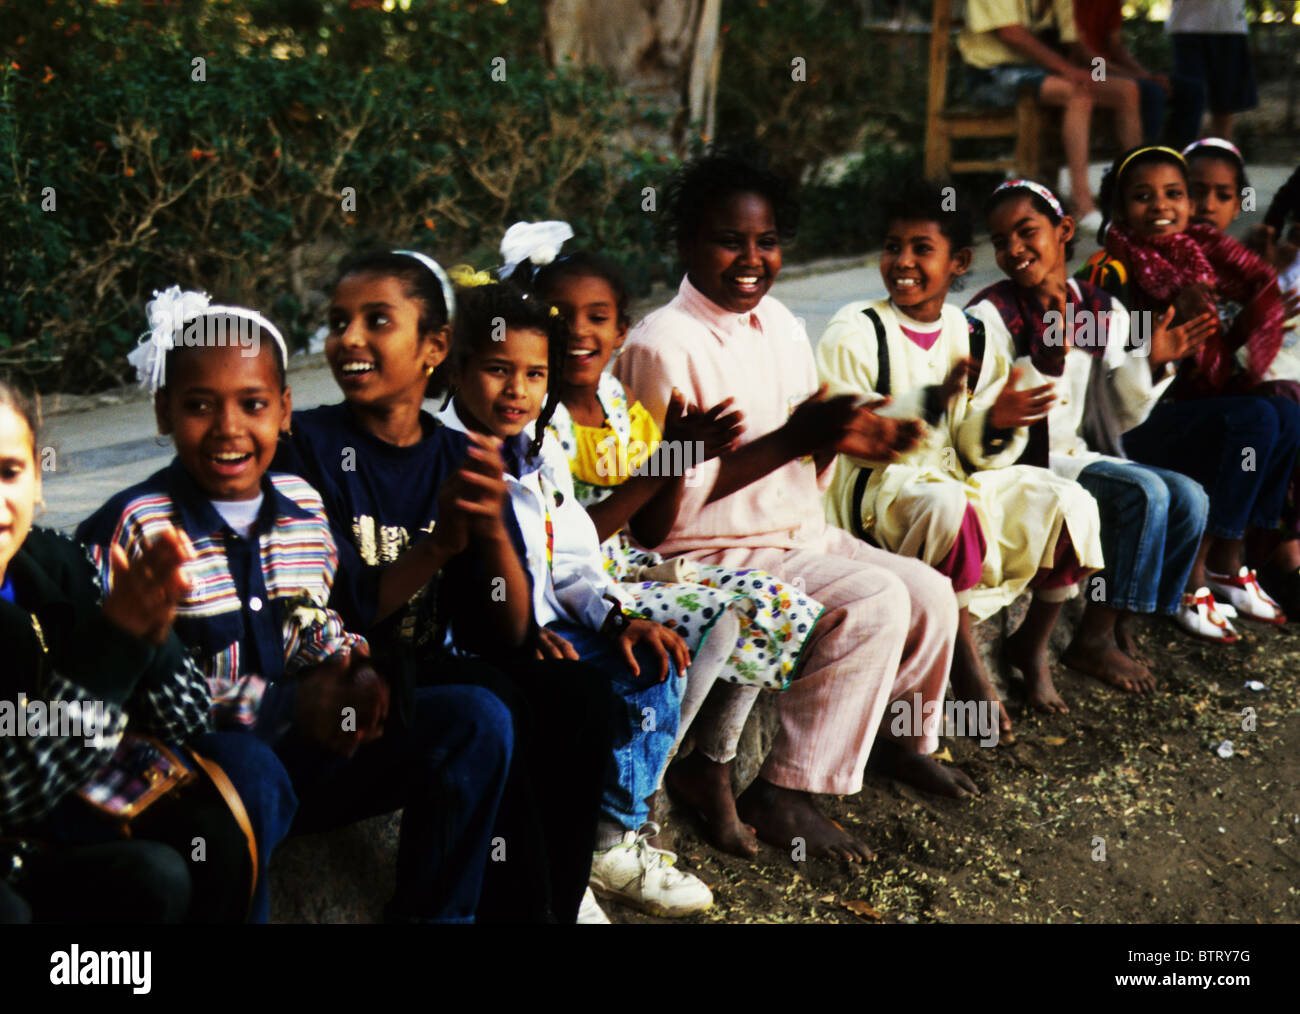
1104,222,1284,392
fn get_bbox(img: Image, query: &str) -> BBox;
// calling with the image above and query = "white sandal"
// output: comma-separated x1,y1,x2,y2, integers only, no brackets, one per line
1206,566,1287,625
1174,587,1240,644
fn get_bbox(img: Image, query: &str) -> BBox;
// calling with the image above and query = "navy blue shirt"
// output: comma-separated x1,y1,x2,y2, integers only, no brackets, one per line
274,402,532,664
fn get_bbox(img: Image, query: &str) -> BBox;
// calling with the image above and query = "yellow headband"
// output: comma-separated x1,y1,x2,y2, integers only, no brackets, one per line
1117,145,1186,180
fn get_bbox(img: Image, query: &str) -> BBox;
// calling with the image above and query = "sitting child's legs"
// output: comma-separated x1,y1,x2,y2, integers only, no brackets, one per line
665,679,762,858
191,730,298,924
276,683,514,923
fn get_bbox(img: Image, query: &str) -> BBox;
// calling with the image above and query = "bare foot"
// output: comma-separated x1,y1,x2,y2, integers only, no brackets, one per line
868,738,980,798
736,778,875,863
1114,613,1147,664
1061,629,1156,693
1005,626,1070,714
950,625,1013,735
666,752,759,858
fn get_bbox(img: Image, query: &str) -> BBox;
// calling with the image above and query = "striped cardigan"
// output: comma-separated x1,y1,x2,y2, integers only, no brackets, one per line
77,460,366,739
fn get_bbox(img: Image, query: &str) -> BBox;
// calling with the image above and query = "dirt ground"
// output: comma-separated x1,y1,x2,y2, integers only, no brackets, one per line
611,614,1300,925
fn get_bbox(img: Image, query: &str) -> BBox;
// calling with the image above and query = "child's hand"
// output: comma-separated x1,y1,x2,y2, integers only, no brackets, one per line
295,645,388,757
661,388,745,462
536,627,580,661
1148,306,1217,367
937,358,979,406
617,619,691,683
988,367,1056,429
782,384,861,457
432,473,473,557
454,431,512,544
1281,287,1300,323
834,406,922,462
102,526,195,644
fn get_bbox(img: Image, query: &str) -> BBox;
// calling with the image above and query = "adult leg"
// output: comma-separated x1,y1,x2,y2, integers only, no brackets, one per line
1171,34,1211,138
1133,75,1168,142
1089,73,1144,150
1166,72,1208,149
1040,75,1098,217
277,683,513,923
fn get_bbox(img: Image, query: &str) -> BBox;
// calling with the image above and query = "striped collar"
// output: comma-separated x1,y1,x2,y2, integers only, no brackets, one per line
162,458,314,539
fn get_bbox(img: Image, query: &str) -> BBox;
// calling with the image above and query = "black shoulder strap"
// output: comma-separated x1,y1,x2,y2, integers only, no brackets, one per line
965,311,986,366
862,306,889,397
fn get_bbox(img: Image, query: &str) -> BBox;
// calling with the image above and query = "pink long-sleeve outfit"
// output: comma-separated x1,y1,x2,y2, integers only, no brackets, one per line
615,277,959,794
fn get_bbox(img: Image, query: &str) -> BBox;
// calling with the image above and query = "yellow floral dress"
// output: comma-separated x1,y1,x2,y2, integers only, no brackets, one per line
548,374,824,689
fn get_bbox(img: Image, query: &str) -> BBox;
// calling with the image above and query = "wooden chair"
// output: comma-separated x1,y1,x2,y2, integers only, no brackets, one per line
924,0,1054,181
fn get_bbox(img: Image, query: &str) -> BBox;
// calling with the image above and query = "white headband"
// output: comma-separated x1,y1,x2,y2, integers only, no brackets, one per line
392,250,457,326
1182,137,1244,163
128,286,287,392
498,220,574,280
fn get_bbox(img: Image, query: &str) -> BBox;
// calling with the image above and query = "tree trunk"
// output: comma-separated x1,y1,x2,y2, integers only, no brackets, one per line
543,0,722,149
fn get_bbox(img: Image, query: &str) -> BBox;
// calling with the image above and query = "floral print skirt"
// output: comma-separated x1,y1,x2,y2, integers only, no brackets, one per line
603,533,824,690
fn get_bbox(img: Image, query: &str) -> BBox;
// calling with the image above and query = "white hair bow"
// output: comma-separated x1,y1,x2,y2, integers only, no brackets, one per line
128,286,213,391
499,220,574,279
128,285,287,392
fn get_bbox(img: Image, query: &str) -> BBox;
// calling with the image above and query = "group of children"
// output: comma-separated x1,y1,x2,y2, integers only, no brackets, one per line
3,143,1299,924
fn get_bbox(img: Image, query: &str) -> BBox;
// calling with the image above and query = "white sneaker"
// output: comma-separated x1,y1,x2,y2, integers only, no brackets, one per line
577,886,610,924
589,823,713,918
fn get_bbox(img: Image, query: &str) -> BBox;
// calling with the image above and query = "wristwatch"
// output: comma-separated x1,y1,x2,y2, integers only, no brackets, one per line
600,594,633,637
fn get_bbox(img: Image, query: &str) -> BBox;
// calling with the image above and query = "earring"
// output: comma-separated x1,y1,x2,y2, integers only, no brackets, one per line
154,435,171,447
426,364,436,376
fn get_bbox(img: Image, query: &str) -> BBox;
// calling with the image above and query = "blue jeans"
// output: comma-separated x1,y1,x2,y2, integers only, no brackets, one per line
274,684,513,923
1134,72,1207,148
193,730,298,925
1122,397,1300,540
545,620,684,831
1076,460,1208,614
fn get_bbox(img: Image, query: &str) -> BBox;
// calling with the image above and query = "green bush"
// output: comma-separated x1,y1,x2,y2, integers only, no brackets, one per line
1,0,671,392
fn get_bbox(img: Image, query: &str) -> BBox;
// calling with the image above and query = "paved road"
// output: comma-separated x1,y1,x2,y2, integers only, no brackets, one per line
38,167,1297,532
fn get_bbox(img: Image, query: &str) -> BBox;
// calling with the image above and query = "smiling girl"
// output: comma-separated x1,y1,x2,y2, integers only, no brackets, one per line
278,251,612,923
2,379,208,923
435,277,716,918
819,180,1103,722
1074,146,1300,627
968,180,1213,691
616,151,974,865
523,239,826,859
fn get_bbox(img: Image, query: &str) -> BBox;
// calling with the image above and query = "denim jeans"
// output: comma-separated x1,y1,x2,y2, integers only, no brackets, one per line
1134,72,1206,149
1076,460,1208,614
274,683,513,923
192,729,298,925
1122,397,1300,540
545,620,684,832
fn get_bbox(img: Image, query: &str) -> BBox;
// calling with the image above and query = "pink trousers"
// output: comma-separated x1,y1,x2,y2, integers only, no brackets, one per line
690,526,958,795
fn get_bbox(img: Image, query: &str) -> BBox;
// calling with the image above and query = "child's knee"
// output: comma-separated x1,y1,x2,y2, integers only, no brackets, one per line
433,685,515,764
1267,396,1300,447
1165,471,1210,527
